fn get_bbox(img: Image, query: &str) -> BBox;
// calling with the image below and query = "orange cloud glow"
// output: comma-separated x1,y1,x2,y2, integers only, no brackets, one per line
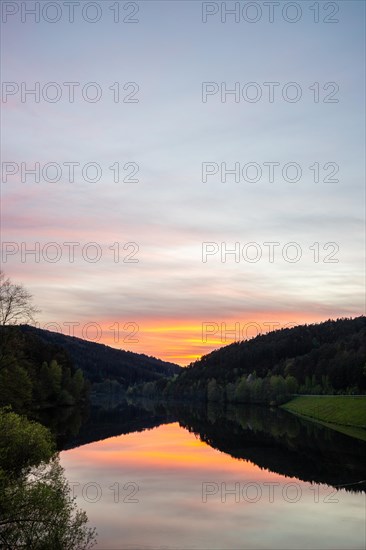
34,311,330,365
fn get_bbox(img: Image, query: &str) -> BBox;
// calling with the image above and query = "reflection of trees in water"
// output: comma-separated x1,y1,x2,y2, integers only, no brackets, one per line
34,404,87,444
60,401,175,451
175,402,366,492
61,398,366,493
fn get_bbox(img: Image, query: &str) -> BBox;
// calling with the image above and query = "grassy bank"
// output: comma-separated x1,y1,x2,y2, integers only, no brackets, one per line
282,396,366,440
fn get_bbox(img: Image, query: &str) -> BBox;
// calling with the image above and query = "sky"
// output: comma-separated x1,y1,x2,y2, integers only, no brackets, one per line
1,0,365,365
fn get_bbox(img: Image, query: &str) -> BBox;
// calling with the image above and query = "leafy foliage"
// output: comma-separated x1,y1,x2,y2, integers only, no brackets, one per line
0,408,54,478
0,409,96,549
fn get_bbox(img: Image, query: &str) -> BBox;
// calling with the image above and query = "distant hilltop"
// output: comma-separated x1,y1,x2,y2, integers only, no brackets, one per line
19,324,182,386
146,316,366,403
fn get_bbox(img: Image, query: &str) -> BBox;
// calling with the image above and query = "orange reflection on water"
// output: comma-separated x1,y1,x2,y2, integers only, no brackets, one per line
60,420,366,550
62,422,283,482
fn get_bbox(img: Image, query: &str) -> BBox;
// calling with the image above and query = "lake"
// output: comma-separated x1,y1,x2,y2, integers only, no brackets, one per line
59,402,366,549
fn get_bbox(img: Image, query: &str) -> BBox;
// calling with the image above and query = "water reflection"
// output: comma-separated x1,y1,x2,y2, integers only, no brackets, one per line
177,402,366,492
60,401,366,550
60,400,366,493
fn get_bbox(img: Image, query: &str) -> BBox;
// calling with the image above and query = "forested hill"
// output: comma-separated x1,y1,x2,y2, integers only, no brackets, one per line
0,325,88,411
18,325,181,385
169,317,366,399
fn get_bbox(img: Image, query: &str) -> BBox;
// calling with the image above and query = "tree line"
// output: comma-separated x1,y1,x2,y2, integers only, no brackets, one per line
0,326,89,412
129,317,366,403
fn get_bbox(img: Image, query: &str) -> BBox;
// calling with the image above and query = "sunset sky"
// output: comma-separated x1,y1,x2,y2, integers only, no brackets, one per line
1,1,365,364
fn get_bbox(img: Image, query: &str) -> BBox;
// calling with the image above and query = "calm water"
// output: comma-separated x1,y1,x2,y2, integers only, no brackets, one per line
59,403,366,549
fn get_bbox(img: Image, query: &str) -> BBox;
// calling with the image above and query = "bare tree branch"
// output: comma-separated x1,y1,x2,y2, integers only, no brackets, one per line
0,271,40,326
